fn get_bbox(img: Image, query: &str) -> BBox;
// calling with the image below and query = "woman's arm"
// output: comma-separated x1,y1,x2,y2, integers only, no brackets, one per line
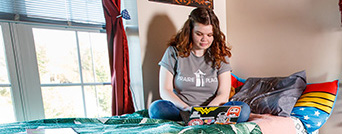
159,66,191,111
208,71,231,106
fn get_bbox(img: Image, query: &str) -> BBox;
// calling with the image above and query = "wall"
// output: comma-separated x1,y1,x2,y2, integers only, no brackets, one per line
226,0,341,82
226,0,342,133
137,0,227,108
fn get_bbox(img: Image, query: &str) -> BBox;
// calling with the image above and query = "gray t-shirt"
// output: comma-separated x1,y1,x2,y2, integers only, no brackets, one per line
158,46,232,106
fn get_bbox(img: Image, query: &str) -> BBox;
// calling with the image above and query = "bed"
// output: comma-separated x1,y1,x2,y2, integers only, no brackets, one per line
0,71,338,134
0,110,263,134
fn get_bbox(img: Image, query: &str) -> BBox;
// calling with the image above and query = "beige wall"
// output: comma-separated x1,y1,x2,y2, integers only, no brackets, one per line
137,0,342,133
226,0,341,83
137,0,227,108
226,0,341,133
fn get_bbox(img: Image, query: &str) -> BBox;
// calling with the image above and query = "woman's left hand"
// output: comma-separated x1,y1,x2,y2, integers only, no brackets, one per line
181,106,192,111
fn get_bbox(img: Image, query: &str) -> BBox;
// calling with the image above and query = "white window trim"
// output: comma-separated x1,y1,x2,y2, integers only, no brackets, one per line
1,22,25,121
10,23,45,121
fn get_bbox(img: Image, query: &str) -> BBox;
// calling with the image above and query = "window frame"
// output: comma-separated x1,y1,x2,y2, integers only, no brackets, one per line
1,21,111,121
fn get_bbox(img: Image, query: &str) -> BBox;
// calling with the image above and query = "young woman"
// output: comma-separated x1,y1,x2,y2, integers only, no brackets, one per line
149,7,250,122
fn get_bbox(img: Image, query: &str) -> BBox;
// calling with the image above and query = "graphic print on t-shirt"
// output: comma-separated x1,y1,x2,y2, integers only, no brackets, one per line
176,69,218,88
194,69,206,87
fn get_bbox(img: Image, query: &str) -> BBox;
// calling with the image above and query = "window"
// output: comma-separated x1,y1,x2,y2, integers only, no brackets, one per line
0,22,111,121
33,28,111,118
0,0,143,122
0,0,113,122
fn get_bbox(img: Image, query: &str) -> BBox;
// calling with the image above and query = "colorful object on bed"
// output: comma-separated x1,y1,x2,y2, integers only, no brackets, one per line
231,73,245,89
230,73,246,98
0,110,262,134
291,80,339,133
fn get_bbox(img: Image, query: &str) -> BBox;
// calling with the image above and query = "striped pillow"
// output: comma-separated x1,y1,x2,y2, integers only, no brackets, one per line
291,80,339,133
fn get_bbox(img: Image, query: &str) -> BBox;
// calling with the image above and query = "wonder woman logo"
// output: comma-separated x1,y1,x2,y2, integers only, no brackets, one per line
194,107,219,114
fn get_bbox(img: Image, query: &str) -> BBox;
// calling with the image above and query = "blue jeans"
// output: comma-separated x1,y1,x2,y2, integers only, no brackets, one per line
148,100,250,123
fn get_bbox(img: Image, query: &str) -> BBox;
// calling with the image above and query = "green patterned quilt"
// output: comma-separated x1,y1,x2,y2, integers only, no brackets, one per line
0,110,261,134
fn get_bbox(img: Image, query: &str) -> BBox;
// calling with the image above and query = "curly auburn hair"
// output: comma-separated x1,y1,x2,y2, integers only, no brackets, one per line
167,7,232,69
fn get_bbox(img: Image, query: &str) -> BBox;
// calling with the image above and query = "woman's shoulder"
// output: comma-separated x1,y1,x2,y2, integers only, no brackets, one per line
165,46,178,55
166,46,177,51
224,55,230,61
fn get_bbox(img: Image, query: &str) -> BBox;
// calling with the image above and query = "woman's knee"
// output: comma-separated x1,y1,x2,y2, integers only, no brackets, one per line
148,100,181,121
223,101,251,123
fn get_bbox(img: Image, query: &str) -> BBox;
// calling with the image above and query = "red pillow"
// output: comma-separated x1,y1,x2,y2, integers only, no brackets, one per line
231,74,245,89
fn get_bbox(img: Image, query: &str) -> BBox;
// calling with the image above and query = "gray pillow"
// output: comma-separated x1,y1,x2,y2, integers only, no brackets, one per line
230,71,307,117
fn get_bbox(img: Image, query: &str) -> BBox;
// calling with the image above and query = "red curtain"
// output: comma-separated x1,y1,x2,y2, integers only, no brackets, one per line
340,0,342,24
102,0,135,116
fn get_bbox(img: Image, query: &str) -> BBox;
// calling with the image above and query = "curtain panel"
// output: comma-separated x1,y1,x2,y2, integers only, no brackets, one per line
102,0,135,116
340,0,342,25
